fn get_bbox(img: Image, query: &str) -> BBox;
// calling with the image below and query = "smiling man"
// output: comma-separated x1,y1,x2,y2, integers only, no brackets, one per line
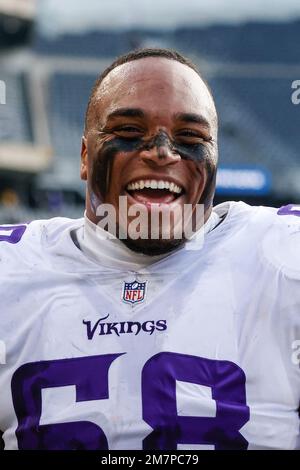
81,49,218,255
0,48,300,451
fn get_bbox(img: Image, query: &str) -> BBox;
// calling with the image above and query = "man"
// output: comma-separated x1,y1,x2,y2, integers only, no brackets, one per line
0,48,299,450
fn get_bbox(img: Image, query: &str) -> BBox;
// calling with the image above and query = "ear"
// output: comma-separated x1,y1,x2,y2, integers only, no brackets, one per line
80,136,88,180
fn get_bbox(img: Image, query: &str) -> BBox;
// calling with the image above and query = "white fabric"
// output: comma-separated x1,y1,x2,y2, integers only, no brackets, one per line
75,210,221,271
0,201,299,450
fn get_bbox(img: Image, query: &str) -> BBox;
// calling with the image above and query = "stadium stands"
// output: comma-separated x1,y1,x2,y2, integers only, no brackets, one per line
215,77,300,160
173,21,300,64
34,31,135,58
33,21,300,64
0,72,32,142
1,19,300,222
211,77,300,168
49,73,96,161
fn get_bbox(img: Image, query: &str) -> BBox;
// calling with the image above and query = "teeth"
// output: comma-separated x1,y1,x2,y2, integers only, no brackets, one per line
126,179,183,194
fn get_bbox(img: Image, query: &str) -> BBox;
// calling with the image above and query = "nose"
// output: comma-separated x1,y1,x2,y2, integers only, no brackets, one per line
139,134,181,167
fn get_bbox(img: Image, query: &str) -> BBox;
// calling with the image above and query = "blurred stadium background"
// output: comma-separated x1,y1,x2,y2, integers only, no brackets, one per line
0,0,300,223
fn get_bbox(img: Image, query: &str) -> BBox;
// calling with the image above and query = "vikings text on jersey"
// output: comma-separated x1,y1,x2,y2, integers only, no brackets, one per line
0,201,300,450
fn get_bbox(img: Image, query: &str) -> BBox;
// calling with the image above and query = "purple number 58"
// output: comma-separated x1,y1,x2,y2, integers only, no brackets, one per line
11,352,249,450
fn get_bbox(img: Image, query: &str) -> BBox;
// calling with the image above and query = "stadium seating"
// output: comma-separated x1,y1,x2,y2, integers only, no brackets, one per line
49,73,96,160
214,77,300,159
0,72,32,143
34,22,300,64
1,20,300,222
34,31,134,58
174,21,300,64
210,77,300,170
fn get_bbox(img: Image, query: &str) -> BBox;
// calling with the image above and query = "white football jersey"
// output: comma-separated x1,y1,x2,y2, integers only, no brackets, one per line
0,201,299,450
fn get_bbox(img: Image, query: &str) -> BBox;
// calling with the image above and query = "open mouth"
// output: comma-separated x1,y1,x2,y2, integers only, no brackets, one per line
126,179,184,204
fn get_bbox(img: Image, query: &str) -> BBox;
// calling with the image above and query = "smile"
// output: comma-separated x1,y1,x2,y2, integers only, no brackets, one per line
125,178,185,205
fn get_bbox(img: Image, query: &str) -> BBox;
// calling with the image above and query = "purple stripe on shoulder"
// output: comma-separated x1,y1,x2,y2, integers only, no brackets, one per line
0,225,27,243
277,204,300,217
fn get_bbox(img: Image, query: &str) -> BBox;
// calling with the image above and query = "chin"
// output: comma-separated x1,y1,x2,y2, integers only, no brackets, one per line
121,237,185,256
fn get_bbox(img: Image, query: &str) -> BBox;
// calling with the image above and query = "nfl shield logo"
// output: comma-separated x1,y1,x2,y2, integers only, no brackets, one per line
122,280,147,305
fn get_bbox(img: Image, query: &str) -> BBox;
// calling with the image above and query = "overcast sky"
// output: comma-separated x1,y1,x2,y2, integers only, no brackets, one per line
39,0,300,36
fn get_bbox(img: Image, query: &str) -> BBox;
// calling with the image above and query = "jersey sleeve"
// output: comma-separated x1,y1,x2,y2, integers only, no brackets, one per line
0,220,52,274
261,204,300,280
0,217,81,274
260,205,300,398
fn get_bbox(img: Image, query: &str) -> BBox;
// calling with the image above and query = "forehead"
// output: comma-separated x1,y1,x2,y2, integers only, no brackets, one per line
93,57,216,124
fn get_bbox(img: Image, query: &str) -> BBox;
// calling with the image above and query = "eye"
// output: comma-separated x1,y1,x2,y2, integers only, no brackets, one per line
114,126,144,138
175,129,206,144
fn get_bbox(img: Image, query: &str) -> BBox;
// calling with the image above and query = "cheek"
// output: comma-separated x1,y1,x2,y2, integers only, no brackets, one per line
186,161,207,193
105,160,124,200
89,140,121,198
174,142,212,164
89,136,142,199
103,152,135,203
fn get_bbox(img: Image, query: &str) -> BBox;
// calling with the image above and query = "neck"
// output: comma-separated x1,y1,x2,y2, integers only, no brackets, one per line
74,209,221,270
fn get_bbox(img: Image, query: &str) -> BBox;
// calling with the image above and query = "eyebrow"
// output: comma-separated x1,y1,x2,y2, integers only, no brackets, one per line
107,108,145,120
174,112,211,129
106,108,211,129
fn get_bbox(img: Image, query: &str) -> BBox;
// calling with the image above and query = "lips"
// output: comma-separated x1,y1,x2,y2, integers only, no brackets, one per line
125,178,185,205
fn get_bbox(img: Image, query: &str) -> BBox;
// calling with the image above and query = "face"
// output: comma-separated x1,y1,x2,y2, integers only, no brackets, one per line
81,57,218,255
